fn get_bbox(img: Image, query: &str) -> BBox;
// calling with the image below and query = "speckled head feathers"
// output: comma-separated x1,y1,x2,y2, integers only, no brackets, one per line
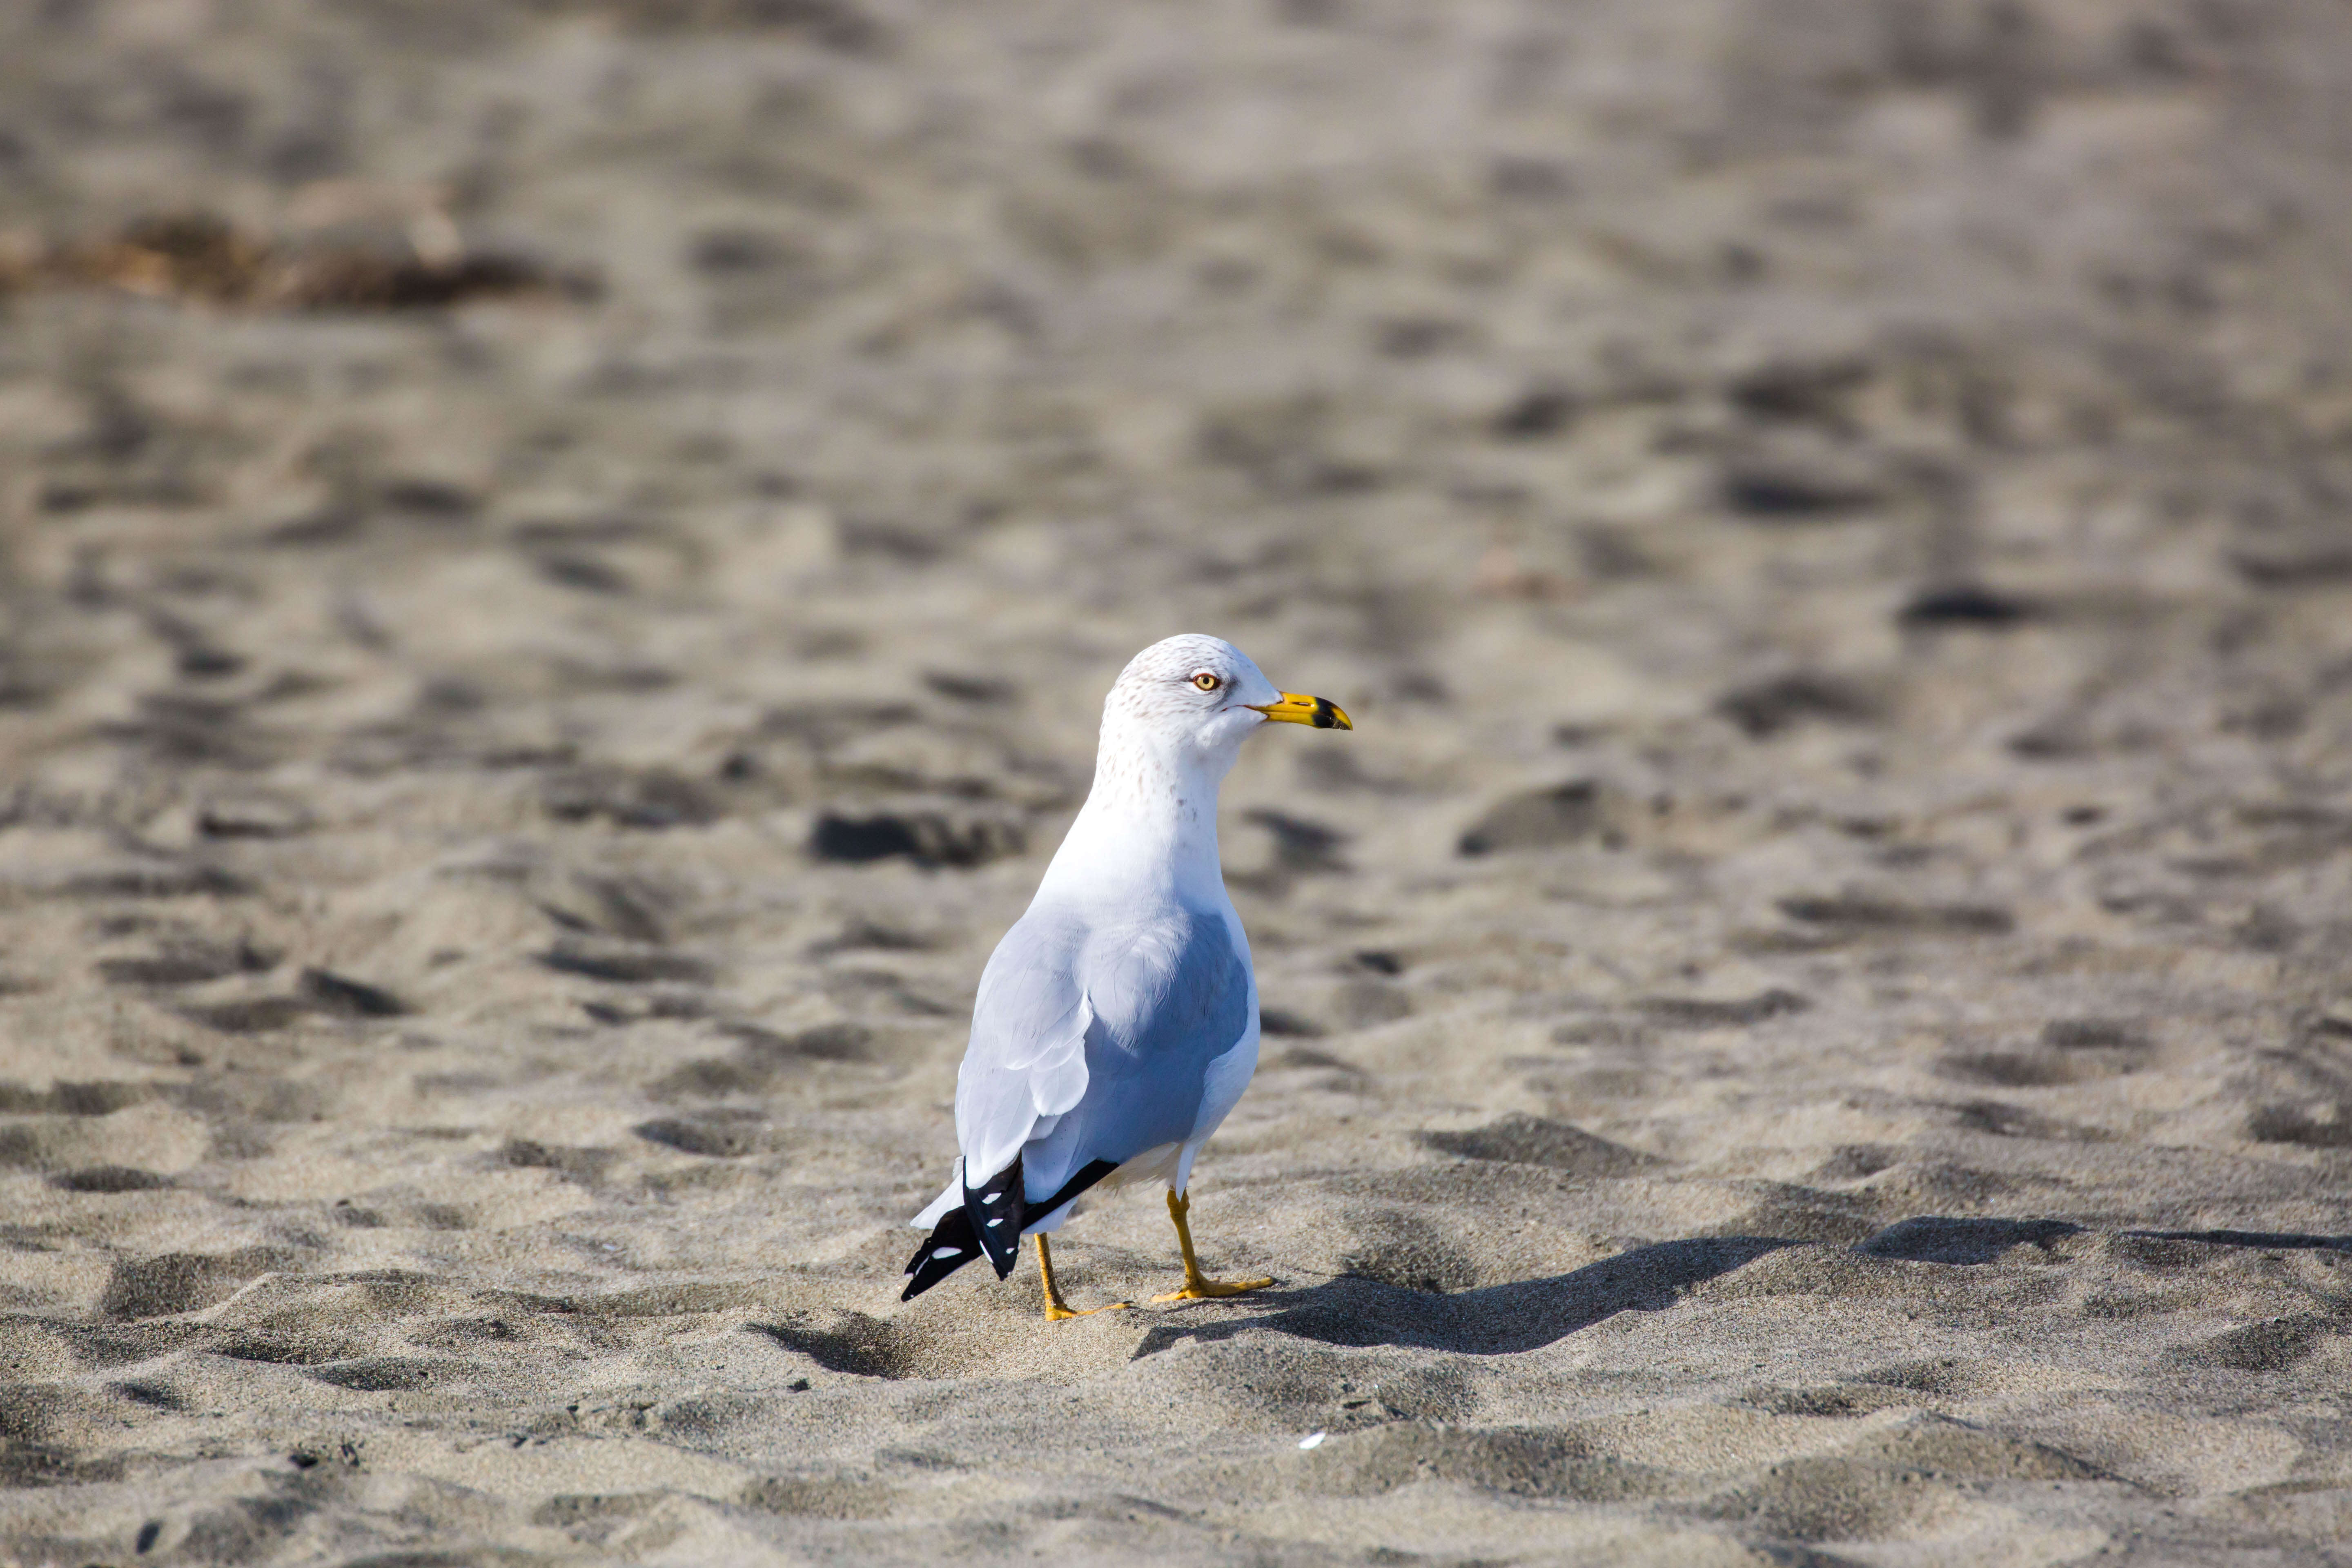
1091,634,1287,780
1107,635,1278,724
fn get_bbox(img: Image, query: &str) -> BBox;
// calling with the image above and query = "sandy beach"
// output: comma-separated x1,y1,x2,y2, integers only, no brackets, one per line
4,0,2352,1562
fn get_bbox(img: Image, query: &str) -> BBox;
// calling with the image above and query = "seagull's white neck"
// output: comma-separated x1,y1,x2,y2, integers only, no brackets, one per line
1034,715,1239,910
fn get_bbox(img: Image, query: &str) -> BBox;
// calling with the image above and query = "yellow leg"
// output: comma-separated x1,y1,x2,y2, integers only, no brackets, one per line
1037,1233,1129,1323
1151,1189,1274,1303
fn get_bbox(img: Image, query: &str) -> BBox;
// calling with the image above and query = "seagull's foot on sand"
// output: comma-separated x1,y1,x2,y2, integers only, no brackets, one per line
1044,1298,1132,1321
1036,1234,1130,1323
1151,1188,1274,1303
1152,1274,1274,1303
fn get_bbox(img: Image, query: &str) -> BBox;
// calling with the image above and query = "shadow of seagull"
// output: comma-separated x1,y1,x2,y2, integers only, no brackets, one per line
1131,1234,1794,1359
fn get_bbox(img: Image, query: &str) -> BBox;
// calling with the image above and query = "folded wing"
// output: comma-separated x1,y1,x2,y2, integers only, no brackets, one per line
1015,908,1252,1205
954,912,1096,1185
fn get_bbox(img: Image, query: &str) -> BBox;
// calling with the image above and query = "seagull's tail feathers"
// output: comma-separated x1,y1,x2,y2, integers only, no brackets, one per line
903,1154,1025,1301
899,1154,1123,1302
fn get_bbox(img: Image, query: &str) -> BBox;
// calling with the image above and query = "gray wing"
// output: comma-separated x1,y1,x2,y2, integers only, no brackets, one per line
953,905,1252,1202
954,910,1095,1183
1018,909,1252,1200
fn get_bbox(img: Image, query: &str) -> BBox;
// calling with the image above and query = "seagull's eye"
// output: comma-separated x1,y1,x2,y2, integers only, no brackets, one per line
1192,672,1222,692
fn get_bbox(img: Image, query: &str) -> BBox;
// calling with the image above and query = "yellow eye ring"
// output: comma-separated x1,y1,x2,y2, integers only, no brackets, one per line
1192,672,1221,691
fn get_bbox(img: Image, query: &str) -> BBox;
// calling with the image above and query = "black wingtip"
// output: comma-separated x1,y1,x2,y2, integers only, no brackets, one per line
898,1156,1124,1302
902,1208,982,1301
967,1154,1026,1279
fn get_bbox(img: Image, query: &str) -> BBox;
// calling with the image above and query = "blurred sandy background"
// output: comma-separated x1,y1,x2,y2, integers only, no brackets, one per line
4,0,2352,1562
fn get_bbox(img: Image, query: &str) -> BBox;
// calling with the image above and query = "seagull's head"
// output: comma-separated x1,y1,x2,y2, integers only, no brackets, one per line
1105,634,1352,773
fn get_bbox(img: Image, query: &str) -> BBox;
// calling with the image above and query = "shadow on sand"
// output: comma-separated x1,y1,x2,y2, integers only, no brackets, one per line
1133,1234,1792,1359
1129,1215,2352,1361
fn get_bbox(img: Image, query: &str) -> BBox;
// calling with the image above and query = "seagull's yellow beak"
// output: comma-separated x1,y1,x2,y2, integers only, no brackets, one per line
1248,691,1353,731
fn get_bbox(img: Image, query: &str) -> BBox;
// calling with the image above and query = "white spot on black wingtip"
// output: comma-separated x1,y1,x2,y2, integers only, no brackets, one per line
986,1216,1003,1227
903,1206,986,1300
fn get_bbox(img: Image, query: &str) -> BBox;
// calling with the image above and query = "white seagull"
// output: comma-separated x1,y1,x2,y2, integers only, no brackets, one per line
901,634,1352,1319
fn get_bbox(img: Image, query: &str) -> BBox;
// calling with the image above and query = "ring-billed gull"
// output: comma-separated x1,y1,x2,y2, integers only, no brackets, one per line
901,634,1351,1319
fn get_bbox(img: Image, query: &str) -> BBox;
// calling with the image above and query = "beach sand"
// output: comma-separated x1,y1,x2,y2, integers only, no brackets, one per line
4,1,2352,1562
